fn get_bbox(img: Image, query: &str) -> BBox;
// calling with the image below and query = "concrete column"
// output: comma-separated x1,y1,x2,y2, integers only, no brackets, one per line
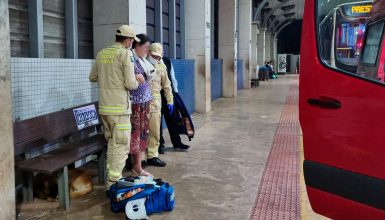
127,0,147,33
273,38,278,70
185,0,211,113
218,0,238,97
0,0,16,218
251,22,259,79
65,0,78,58
257,28,266,66
93,0,147,55
270,34,275,64
265,32,271,62
238,0,252,89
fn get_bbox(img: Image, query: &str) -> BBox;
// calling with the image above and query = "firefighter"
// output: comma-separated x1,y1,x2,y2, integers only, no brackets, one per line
146,43,174,167
89,25,145,189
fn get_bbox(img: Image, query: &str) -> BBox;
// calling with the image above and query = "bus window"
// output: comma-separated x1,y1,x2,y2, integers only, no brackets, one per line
318,0,372,73
335,23,365,68
357,20,385,81
361,21,384,65
319,16,333,65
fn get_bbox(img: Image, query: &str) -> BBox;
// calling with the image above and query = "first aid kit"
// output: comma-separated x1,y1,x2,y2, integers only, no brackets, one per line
109,176,175,219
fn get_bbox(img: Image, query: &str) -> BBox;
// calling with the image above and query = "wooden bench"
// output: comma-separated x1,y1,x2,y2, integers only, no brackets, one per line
14,102,107,210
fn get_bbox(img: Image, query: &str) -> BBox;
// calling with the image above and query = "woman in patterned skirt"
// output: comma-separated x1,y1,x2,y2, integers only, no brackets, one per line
129,34,155,176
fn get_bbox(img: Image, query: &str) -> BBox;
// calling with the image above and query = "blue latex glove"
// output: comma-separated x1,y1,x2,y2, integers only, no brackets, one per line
167,104,174,115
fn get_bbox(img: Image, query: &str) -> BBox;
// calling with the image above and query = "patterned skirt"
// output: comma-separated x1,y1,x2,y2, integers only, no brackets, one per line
130,102,150,154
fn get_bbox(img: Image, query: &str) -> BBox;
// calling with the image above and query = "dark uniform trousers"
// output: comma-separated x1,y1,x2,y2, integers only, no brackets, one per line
160,92,182,147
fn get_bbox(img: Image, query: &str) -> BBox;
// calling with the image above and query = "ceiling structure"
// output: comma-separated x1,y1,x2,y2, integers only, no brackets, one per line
252,0,305,34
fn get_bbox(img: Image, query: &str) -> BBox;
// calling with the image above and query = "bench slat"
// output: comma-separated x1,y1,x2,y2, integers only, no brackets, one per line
13,102,101,156
14,114,76,144
14,126,97,157
13,102,99,134
17,134,106,174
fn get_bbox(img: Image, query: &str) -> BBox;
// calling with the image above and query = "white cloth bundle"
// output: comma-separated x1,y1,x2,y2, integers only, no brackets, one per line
138,57,156,82
125,198,148,219
132,50,156,82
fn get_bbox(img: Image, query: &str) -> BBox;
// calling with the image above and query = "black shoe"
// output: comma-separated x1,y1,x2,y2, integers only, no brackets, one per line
158,145,165,154
125,156,133,169
147,157,167,167
173,143,190,150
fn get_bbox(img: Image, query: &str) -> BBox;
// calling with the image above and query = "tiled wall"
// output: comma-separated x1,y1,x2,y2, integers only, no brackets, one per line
11,58,98,121
211,59,223,102
10,58,194,123
171,59,195,114
237,59,244,90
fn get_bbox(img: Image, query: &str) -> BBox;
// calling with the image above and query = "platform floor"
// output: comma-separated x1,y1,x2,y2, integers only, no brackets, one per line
17,75,327,220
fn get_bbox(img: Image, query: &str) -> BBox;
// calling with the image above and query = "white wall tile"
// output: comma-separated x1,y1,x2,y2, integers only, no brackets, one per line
11,58,98,121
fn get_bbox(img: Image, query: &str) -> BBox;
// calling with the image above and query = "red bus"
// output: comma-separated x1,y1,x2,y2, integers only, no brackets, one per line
300,0,385,219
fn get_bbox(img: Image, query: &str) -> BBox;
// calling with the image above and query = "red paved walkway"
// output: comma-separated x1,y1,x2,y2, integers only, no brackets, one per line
250,83,300,220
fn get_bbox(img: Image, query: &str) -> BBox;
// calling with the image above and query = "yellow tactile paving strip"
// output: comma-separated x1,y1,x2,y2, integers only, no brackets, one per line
299,131,330,220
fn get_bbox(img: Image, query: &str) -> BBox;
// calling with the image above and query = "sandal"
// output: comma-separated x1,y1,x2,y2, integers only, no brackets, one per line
131,169,153,177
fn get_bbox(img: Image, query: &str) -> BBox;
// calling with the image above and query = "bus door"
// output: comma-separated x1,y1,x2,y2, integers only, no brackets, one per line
300,0,385,219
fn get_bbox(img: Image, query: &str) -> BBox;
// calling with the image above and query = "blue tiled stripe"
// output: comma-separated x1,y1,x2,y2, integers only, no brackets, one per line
237,59,244,90
211,59,223,101
161,59,195,129
171,59,195,114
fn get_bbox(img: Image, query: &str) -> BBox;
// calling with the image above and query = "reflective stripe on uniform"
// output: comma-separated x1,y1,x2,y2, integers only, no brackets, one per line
99,105,126,114
153,92,161,99
108,169,121,178
116,123,131,130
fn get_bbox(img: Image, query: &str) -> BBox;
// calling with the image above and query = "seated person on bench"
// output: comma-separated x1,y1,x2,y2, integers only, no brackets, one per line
265,61,277,79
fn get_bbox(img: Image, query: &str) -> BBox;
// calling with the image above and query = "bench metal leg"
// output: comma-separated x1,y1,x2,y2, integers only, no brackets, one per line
98,149,107,184
22,171,33,202
57,166,70,210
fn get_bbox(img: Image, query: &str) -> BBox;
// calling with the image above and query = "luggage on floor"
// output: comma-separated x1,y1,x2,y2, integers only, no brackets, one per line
145,180,175,214
109,176,175,218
